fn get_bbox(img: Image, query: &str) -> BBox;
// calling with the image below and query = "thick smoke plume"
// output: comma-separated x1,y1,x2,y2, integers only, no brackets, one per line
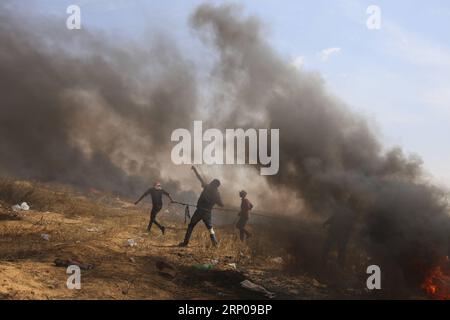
0,2,449,290
190,4,449,288
0,4,198,197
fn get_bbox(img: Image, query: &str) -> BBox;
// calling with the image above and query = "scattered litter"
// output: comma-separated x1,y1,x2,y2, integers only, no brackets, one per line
86,227,100,232
240,280,275,298
54,258,95,270
193,264,214,271
227,263,237,270
12,202,30,212
270,257,283,264
210,259,219,265
40,233,51,241
20,202,30,211
129,257,136,263
126,239,137,247
312,278,327,288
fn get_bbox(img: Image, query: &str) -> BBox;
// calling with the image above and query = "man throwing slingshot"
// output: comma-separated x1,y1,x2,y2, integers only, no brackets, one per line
179,166,224,247
135,182,173,235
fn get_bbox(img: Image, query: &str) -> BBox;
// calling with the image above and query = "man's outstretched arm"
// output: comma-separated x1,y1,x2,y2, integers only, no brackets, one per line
163,190,174,203
191,166,206,188
135,189,151,205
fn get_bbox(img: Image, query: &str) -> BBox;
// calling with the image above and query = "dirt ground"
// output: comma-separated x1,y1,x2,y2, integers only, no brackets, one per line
0,180,415,300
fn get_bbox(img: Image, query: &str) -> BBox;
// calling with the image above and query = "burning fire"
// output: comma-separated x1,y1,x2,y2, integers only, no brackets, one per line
421,256,450,300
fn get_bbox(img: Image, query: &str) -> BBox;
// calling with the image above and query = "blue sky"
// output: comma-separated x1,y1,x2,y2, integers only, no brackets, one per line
14,0,450,186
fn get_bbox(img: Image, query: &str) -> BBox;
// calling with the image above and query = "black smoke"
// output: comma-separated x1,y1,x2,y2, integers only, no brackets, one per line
0,2,448,290
0,3,197,196
190,3,450,289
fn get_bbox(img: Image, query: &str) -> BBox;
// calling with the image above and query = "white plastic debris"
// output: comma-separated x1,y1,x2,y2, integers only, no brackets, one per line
240,280,275,298
40,233,51,241
126,239,137,247
270,257,283,264
20,202,30,211
210,259,219,265
86,227,100,232
12,202,30,212
227,263,237,270
312,278,327,288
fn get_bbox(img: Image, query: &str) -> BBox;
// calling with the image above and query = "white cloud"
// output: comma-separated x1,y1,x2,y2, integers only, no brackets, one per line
318,47,341,61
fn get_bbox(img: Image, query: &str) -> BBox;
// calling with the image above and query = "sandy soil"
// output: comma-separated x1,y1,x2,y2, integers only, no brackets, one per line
0,181,405,300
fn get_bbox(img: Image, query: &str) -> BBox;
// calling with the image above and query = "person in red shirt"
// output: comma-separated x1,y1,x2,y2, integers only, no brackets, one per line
236,190,253,241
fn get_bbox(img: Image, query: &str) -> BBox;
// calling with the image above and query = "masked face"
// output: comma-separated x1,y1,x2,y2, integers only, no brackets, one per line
154,183,162,190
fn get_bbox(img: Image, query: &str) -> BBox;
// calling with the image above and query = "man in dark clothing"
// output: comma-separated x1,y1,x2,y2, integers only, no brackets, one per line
236,190,253,241
135,182,173,235
179,166,224,247
321,199,355,267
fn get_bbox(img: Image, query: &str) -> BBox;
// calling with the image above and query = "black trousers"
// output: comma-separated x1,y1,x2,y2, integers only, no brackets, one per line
147,204,164,231
236,215,250,241
182,209,214,244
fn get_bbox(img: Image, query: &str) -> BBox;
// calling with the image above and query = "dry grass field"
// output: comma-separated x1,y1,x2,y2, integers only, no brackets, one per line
0,179,418,300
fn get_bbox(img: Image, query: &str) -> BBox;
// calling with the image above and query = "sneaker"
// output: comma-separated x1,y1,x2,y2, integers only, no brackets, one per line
210,235,219,247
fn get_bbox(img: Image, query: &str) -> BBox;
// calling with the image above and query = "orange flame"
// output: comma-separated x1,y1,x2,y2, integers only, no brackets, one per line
421,257,450,300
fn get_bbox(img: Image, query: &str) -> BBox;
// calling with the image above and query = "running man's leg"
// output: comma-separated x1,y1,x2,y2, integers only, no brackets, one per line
148,205,163,232
152,207,165,233
202,212,218,246
239,228,245,241
152,218,165,234
236,217,249,241
179,209,202,246
243,226,251,239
